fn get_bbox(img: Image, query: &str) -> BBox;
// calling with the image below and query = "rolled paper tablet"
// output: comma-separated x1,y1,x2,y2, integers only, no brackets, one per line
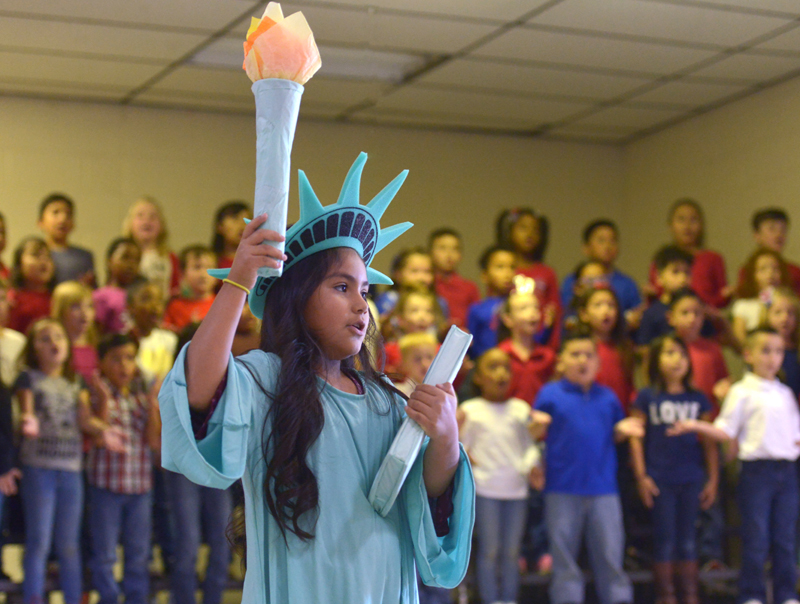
369,325,473,517
242,2,321,278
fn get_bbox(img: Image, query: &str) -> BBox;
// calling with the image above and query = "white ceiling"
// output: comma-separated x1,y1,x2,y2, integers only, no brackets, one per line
3,0,800,143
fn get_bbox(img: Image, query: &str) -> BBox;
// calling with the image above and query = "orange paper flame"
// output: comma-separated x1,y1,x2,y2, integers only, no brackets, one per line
243,2,321,84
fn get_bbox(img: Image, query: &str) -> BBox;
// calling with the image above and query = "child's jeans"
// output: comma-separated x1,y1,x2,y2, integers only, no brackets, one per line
545,493,632,604
651,480,703,562
737,460,798,604
151,466,176,571
21,466,83,604
166,470,232,604
522,487,549,565
475,495,528,604
88,486,152,604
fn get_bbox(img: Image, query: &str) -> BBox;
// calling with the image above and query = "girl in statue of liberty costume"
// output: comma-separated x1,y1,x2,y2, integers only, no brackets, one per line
158,153,475,603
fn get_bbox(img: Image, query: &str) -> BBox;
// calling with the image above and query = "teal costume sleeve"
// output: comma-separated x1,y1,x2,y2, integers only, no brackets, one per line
402,438,475,589
159,344,263,490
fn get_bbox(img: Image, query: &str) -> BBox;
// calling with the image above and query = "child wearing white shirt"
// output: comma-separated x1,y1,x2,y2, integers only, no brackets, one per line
671,327,800,604
458,348,539,604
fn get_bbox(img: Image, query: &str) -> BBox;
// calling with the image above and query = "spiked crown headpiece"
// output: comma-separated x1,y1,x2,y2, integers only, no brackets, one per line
209,152,413,319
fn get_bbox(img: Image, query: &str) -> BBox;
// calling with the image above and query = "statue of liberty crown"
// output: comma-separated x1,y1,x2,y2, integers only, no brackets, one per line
209,152,413,319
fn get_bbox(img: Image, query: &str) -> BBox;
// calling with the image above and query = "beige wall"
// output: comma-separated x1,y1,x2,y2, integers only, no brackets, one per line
622,77,800,285
6,73,800,294
0,95,624,286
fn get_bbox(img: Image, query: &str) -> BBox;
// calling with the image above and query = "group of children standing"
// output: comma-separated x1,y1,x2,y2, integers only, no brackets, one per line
1,189,800,604
0,193,256,604
375,201,800,604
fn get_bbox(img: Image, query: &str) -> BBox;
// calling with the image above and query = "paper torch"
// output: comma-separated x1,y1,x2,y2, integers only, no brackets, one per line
243,2,321,277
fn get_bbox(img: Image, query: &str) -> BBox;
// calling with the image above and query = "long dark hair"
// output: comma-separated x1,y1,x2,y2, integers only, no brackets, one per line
647,333,693,392
575,285,634,376
495,207,549,262
211,201,251,256
235,248,400,550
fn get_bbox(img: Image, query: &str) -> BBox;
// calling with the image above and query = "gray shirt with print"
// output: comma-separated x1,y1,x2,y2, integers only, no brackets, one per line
17,369,83,472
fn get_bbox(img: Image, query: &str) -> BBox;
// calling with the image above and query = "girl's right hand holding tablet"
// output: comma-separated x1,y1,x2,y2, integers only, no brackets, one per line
226,214,287,290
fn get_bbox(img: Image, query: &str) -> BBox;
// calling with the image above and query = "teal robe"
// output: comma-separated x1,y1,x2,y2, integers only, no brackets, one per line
160,346,475,603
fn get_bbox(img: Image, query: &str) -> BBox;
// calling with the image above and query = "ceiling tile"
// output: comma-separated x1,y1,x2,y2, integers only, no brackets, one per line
191,36,424,83
546,122,637,142
689,52,800,81
418,57,652,100
300,104,348,119
353,107,536,132
0,16,207,62
657,0,800,16
529,0,792,47
188,37,245,69
0,51,164,89
754,26,800,52
148,66,253,99
473,28,719,75
627,79,750,106
232,3,498,54
301,78,392,107
281,0,551,22
132,90,254,112
0,77,127,101
373,83,591,125
566,104,686,128
0,0,256,31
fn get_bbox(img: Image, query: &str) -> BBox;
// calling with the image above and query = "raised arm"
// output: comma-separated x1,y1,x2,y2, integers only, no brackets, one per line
186,215,285,410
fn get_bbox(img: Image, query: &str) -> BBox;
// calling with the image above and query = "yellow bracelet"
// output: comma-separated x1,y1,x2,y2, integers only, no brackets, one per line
222,278,251,295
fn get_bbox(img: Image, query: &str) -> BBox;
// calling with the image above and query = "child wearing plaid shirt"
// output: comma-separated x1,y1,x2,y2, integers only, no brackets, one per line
86,334,161,604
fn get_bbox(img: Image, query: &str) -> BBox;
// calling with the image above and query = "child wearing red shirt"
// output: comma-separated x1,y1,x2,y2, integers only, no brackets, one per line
8,237,55,335
163,246,216,333
497,281,555,405
429,228,480,331
667,288,730,416
648,198,730,311
496,208,561,350
736,207,800,296
576,286,635,411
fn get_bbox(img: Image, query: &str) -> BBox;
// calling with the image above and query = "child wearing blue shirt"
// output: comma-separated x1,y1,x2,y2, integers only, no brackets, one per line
531,328,643,604
560,220,642,329
629,334,718,604
468,245,516,359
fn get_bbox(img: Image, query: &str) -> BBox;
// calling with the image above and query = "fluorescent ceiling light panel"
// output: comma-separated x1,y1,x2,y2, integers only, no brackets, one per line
189,38,426,82
316,46,427,83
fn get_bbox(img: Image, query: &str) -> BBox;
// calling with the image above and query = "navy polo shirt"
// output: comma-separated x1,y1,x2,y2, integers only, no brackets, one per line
534,379,624,496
